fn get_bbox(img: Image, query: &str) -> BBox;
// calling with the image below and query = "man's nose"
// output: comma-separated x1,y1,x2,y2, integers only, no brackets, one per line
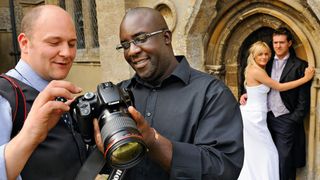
127,42,142,56
59,43,72,57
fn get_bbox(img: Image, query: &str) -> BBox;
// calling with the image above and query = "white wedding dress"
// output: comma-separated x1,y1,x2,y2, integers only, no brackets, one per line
238,84,279,180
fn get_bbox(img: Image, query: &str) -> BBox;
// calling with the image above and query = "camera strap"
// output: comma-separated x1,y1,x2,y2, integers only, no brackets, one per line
76,147,105,180
0,74,27,138
76,147,126,180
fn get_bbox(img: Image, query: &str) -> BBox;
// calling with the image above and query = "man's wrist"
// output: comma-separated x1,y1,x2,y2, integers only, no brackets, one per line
146,128,159,149
153,128,159,141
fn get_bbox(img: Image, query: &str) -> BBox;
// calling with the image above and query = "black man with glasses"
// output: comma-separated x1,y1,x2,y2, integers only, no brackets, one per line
101,7,244,180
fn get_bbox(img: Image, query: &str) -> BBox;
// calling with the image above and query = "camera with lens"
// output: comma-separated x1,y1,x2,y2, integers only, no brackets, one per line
70,82,147,169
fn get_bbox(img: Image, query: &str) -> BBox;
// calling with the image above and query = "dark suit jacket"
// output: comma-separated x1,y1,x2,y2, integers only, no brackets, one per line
266,54,311,168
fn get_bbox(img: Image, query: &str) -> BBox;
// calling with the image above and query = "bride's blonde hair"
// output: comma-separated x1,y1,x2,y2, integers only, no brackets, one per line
244,41,271,85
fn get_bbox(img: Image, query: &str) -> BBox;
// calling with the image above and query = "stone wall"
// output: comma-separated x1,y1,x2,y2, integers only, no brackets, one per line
0,1,17,73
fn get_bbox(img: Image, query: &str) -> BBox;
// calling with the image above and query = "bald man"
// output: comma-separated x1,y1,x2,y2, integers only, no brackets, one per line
0,5,86,180
113,7,244,179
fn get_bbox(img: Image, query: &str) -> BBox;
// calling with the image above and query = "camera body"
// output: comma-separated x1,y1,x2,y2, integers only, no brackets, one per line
71,82,147,169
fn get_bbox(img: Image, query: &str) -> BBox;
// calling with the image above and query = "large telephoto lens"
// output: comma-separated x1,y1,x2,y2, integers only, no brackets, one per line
99,109,147,169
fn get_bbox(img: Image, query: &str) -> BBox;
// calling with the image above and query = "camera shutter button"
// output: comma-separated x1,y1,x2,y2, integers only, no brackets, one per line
84,92,95,100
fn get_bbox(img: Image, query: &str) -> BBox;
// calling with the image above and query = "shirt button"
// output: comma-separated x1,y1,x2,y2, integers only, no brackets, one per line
146,112,152,117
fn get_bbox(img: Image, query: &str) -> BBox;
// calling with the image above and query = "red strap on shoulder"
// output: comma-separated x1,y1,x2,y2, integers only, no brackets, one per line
0,74,27,122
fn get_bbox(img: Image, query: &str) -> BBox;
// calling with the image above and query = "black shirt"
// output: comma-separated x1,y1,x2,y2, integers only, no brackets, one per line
119,56,244,179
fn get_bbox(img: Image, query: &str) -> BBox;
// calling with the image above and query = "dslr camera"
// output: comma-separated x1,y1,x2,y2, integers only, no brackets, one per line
70,82,147,169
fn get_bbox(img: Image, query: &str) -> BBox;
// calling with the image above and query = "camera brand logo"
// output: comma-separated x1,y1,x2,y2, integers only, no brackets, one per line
111,169,124,180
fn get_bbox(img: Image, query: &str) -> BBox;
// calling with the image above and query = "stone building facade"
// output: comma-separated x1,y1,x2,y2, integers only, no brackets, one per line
1,0,320,179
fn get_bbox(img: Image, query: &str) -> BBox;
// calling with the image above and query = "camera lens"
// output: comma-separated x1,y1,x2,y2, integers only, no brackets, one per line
111,142,144,164
72,81,147,169
99,110,147,169
108,136,145,168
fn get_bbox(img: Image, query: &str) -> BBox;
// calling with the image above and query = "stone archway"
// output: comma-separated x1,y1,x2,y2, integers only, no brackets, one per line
199,0,320,179
205,1,318,94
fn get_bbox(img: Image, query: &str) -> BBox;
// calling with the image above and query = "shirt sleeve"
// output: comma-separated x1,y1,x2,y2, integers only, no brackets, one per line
288,61,310,123
169,83,244,179
0,95,22,180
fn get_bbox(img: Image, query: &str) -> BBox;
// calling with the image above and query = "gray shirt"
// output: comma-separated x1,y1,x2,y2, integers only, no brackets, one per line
267,54,290,117
119,56,244,180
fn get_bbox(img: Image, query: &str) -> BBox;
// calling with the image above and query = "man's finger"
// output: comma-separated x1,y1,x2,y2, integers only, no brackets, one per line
128,106,143,125
93,118,104,153
48,80,82,93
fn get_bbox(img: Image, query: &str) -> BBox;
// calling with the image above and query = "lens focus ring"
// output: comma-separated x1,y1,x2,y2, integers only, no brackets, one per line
100,114,138,141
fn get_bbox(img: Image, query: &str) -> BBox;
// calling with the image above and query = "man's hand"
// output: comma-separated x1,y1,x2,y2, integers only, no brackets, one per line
239,93,248,105
127,106,157,147
93,118,104,153
22,80,82,143
128,106,172,172
304,66,315,81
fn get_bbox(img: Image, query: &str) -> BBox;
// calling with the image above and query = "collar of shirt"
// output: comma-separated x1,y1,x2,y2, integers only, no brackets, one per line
129,56,191,89
274,53,289,70
7,59,49,92
274,53,290,61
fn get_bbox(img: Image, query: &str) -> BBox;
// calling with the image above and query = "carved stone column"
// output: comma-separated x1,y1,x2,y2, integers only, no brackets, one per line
205,65,226,81
307,69,320,180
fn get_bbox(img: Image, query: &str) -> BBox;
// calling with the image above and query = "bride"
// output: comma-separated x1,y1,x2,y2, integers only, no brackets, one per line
238,41,314,180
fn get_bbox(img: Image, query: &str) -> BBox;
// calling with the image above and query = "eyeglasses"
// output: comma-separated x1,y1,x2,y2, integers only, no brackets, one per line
116,29,168,51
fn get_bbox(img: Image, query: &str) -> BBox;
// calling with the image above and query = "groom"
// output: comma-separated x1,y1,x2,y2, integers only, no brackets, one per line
241,27,312,180
267,27,312,180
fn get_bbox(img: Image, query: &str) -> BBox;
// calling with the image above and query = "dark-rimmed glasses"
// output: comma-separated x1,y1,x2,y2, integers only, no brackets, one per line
116,29,168,51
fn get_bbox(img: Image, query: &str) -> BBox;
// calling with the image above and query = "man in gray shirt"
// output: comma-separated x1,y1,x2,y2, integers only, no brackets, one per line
110,7,244,179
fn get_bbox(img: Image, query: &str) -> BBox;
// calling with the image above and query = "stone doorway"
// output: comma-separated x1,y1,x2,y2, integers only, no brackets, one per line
199,1,320,178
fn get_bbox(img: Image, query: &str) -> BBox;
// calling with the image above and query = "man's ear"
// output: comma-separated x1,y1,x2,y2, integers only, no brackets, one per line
288,40,292,47
163,30,172,45
18,33,29,54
